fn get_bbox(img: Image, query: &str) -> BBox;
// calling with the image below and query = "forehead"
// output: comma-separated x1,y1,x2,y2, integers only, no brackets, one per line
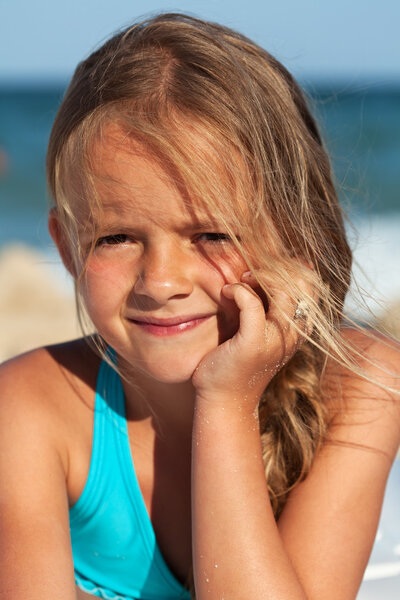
83,120,242,228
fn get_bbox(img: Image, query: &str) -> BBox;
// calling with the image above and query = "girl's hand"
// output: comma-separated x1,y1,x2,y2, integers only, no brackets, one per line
192,270,313,409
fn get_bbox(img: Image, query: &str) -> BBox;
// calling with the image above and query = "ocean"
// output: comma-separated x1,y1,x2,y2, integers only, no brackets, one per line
0,82,399,316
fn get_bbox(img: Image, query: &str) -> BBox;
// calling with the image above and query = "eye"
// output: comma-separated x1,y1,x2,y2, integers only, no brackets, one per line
96,234,131,246
196,233,233,243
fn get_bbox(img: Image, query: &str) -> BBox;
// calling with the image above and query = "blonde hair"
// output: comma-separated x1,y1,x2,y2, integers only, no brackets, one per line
47,13,353,518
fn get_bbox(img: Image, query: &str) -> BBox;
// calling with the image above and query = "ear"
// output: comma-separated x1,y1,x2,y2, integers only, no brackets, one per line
48,208,76,277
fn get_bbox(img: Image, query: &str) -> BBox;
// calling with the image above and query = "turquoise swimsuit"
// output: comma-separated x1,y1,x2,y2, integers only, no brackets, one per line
69,357,191,600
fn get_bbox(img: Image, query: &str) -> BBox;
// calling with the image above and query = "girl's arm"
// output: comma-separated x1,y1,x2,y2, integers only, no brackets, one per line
278,329,400,598
192,397,308,599
0,350,77,600
191,284,400,600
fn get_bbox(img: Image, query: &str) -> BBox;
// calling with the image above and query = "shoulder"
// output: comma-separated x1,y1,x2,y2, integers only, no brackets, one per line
323,326,400,398
0,337,100,407
323,327,400,460
332,327,400,400
0,338,101,471
279,329,400,594
0,341,99,594
341,326,400,371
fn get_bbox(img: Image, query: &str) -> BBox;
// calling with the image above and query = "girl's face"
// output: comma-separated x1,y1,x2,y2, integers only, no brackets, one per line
77,125,248,384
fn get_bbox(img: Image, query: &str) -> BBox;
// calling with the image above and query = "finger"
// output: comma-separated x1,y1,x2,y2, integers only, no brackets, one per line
240,271,269,312
242,267,317,333
241,270,295,323
226,281,299,371
222,282,267,345
240,268,317,360
265,288,315,360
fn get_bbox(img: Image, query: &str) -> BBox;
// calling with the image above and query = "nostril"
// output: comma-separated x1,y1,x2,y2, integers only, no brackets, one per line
132,244,195,302
133,269,193,302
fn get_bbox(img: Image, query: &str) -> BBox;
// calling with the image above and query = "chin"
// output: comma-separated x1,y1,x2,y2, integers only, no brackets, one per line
107,332,220,386
138,356,201,385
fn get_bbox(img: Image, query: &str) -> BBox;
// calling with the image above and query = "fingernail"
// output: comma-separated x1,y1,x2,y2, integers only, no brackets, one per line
241,270,252,279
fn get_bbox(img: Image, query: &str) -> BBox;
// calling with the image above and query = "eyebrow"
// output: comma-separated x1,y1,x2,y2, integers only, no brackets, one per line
93,219,238,235
95,201,238,231
189,220,236,231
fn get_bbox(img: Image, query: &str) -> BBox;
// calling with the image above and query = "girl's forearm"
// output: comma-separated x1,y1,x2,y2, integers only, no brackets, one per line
191,397,308,600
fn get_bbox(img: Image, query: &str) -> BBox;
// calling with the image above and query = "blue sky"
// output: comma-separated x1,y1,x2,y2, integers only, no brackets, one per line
1,0,400,82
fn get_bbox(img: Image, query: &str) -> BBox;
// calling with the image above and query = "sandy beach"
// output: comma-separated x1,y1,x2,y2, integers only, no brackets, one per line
1,242,399,363
0,244,81,362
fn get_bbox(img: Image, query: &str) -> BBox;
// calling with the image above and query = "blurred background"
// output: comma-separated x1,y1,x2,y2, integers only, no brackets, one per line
0,1,399,596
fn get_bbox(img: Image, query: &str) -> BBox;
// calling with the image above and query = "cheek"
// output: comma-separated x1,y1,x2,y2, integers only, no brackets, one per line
204,250,248,289
202,253,246,334
80,258,134,316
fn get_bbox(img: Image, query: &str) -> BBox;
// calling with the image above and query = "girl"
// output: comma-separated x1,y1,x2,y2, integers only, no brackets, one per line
0,13,399,600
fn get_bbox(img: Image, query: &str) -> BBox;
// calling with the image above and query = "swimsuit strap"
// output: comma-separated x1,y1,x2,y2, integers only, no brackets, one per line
70,356,191,600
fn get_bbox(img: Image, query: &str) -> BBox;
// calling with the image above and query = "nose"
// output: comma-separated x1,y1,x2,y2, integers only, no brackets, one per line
133,241,194,304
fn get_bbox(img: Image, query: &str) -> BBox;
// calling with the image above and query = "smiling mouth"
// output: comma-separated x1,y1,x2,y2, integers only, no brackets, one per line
128,315,213,337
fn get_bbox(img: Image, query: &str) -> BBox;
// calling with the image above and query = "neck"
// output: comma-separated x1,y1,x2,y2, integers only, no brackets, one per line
120,363,196,440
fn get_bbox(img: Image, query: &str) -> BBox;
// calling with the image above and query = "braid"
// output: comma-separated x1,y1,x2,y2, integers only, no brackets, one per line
260,343,327,517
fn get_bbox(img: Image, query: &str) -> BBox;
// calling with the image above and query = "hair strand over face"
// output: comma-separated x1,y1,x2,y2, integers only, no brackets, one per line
47,12,355,527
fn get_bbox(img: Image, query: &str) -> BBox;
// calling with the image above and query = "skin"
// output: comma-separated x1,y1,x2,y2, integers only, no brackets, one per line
0,125,399,600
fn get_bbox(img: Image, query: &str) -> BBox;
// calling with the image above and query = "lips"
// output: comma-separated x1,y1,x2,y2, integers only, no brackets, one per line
128,314,213,337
